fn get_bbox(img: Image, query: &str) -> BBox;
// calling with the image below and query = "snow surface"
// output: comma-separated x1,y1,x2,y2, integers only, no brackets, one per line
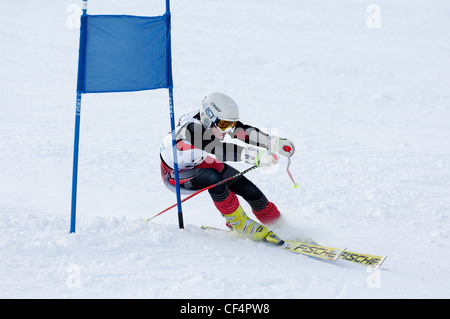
1,0,449,299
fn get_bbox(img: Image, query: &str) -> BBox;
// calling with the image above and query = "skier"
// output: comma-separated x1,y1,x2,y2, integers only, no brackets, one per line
160,92,295,243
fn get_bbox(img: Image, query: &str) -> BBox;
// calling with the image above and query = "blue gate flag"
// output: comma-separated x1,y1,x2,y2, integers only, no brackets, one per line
77,13,173,93
71,0,184,234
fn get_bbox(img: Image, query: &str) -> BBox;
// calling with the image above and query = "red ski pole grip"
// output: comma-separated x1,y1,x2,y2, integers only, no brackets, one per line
283,145,292,153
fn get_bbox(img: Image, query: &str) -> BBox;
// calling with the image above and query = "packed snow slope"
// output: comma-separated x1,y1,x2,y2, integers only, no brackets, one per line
1,0,449,299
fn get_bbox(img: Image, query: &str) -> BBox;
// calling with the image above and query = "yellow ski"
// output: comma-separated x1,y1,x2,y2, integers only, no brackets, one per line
201,225,344,262
339,251,387,269
281,240,345,261
201,225,386,267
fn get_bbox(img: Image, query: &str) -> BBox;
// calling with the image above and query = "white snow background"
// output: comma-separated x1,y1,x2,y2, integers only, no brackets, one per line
1,0,449,299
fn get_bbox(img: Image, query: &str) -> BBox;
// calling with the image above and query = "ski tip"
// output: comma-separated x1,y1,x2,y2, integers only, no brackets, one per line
370,256,388,269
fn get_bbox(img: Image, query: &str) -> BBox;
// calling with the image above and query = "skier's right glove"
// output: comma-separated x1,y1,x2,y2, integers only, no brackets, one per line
268,136,295,158
241,146,279,170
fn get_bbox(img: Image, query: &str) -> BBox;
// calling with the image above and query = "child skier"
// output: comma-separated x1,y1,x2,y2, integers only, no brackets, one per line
160,92,295,243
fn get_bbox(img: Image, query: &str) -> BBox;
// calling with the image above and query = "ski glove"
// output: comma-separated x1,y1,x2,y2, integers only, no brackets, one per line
268,136,295,158
241,146,279,170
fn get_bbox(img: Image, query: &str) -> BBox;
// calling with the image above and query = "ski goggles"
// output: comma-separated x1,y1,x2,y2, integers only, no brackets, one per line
214,119,237,132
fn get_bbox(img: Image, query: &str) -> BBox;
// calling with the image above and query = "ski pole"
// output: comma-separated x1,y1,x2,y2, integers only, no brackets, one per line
144,165,259,222
286,156,299,189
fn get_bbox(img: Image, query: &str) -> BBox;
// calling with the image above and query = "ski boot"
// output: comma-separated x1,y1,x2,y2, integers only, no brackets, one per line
222,205,284,245
264,231,284,246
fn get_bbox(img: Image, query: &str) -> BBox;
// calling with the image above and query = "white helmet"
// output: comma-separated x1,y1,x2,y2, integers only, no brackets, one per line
200,92,239,130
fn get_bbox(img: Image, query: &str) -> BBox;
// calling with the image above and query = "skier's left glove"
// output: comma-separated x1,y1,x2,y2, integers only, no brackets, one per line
268,136,295,158
241,146,279,170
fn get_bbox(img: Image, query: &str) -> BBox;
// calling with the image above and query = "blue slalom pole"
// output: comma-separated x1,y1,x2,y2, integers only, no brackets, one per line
70,93,82,233
166,0,184,229
70,0,88,233
168,88,184,229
